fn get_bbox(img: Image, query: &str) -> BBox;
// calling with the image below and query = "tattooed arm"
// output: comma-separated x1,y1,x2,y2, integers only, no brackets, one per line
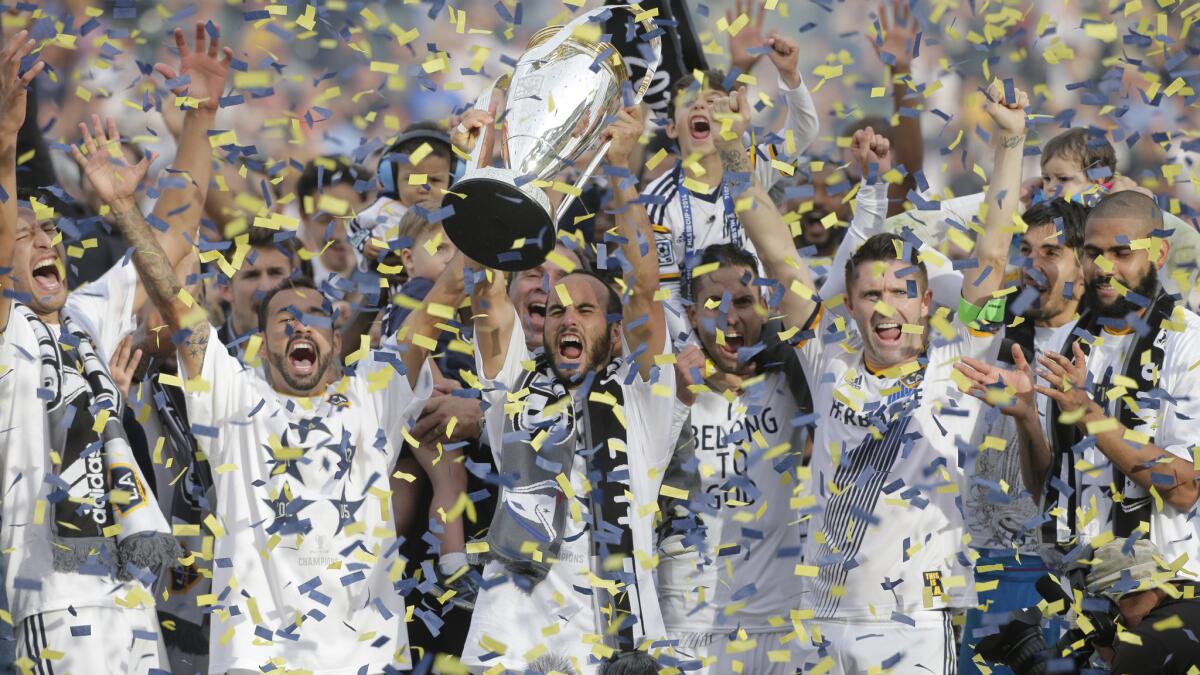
108,196,210,379
713,88,820,331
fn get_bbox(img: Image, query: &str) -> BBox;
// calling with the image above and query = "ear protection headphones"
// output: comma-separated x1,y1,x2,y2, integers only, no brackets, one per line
377,128,466,197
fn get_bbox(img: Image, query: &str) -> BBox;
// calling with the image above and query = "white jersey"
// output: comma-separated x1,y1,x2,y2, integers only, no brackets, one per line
657,370,807,634
966,322,1075,553
649,76,819,342
181,327,431,674
0,260,146,623
463,321,677,674
1047,309,1200,577
796,307,1002,618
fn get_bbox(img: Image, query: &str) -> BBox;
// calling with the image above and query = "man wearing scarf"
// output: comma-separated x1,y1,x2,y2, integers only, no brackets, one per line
1032,191,1200,575
461,105,676,674
0,23,229,672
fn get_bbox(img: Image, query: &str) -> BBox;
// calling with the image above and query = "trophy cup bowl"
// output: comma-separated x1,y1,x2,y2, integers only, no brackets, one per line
442,7,660,271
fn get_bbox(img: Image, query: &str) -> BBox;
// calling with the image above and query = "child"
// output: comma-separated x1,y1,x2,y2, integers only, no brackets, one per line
645,32,820,341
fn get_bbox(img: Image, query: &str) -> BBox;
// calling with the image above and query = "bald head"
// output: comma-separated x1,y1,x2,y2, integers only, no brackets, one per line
1088,190,1162,237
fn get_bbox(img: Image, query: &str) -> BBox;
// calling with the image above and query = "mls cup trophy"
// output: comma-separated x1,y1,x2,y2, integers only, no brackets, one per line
441,6,661,271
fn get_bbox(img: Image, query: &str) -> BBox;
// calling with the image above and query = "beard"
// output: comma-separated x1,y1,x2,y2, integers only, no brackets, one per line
547,328,613,384
267,345,332,392
1084,267,1159,319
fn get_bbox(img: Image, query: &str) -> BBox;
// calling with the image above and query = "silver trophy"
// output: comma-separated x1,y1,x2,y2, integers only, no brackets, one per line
442,6,661,271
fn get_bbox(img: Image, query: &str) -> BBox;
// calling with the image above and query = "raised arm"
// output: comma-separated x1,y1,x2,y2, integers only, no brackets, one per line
818,127,892,303
72,135,210,379
0,33,44,333
469,256,516,380
602,105,666,377
139,23,232,307
869,0,923,216
962,82,1027,307
394,250,468,389
713,88,818,329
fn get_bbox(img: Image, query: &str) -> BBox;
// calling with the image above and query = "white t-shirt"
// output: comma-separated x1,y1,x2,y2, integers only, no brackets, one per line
657,370,806,634
182,327,431,674
0,260,142,623
462,321,677,674
649,77,819,342
965,322,1075,553
1047,310,1200,577
796,307,1002,618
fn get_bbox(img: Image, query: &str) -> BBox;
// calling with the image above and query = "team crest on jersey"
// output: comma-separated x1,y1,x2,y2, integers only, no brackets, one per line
327,393,351,409
109,463,147,516
655,235,676,268
899,370,925,390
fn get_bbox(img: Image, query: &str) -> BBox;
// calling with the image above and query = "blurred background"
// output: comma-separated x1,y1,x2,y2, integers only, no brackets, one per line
16,0,1200,227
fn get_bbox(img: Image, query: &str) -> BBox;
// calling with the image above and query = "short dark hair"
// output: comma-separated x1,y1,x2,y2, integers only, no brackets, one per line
296,156,371,215
222,228,311,280
1021,199,1090,250
560,269,622,319
1088,189,1163,232
1041,128,1117,177
668,69,730,117
256,276,326,333
844,232,927,292
687,243,759,300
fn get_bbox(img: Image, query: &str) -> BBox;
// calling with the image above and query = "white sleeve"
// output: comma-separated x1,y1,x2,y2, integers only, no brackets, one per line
357,348,434,446
474,319,535,461
181,325,262,463
1157,321,1200,463
752,76,819,190
819,180,889,303
622,332,678,470
63,257,138,360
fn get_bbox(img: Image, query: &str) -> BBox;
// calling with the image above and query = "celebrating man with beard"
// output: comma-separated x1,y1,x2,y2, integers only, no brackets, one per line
91,132,454,673
1034,191,1199,572
461,105,675,674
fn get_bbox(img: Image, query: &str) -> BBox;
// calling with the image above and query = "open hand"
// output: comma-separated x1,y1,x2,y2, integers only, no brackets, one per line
0,30,45,140
1035,342,1098,422
870,0,919,70
850,126,892,181
69,115,155,207
954,343,1036,419
108,335,144,400
726,0,767,75
155,22,233,112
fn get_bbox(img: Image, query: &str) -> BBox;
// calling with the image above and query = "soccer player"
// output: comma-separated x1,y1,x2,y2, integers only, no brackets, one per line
461,106,675,674
0,24,230,672
646,30,819,341
657,117,915,673
958,190,1200,582
102,134,453,675
725,79,1028,670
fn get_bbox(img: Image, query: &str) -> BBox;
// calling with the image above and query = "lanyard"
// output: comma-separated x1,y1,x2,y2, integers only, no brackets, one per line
678,164,741,292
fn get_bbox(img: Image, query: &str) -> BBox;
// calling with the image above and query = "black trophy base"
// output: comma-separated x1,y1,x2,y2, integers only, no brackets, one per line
442,177,556,272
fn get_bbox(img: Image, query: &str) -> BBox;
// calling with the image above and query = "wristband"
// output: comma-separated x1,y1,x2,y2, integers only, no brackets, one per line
958,295,1007,327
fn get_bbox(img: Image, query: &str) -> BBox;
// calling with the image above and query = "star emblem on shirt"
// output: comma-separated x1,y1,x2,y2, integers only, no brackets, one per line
329,486,365,536
261,481,314,535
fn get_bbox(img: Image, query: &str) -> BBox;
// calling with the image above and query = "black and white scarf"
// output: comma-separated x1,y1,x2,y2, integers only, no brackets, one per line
1042,290,1176,548
16,304,178,580
487,355,644,651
